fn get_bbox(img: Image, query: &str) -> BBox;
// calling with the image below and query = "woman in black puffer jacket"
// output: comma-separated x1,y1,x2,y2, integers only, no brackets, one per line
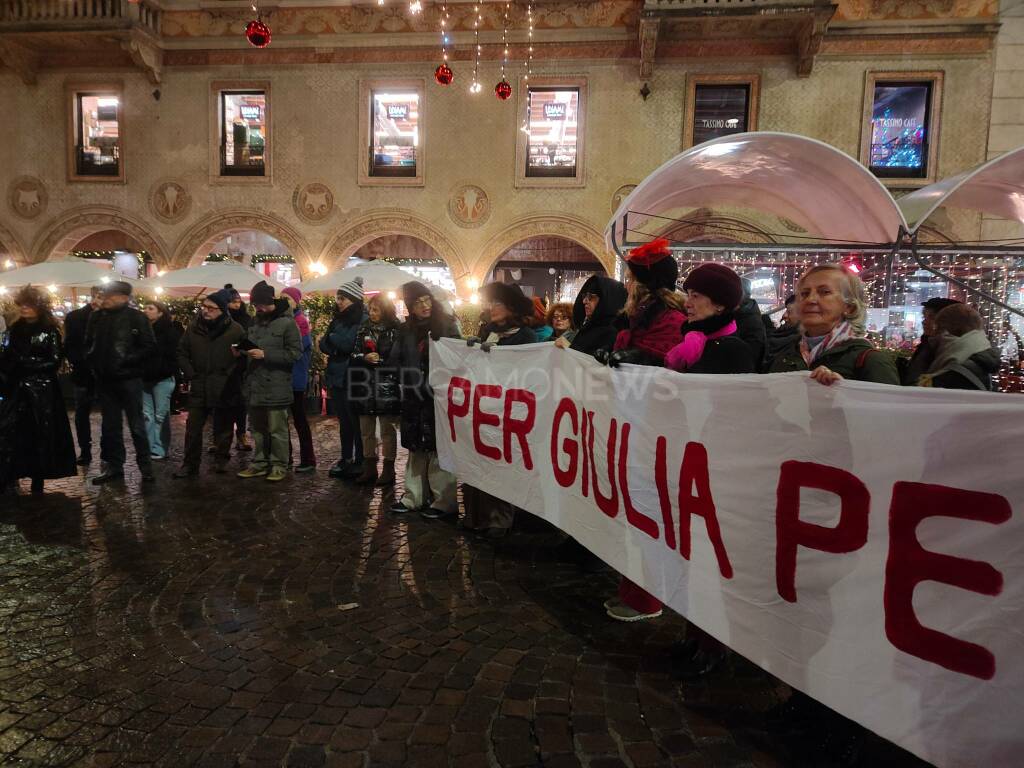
350,293,402,486
142,301,182,460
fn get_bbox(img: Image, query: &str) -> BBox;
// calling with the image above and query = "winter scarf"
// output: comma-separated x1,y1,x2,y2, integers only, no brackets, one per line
484,323,524,345
800,320,857,368
665,314,738,372
293,308,310,338
922,330,994,381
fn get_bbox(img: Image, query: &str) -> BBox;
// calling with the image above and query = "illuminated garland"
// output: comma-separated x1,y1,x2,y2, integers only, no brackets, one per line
73,250,151,265
205,253,295,264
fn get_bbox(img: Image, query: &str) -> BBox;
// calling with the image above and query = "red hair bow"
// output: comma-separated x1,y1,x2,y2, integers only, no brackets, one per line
628,238,672,266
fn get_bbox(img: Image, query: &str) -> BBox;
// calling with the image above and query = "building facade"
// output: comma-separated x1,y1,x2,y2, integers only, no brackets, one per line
0,0,1012,296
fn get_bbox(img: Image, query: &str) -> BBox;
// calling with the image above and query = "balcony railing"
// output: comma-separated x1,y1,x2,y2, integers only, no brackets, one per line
0,0,161,35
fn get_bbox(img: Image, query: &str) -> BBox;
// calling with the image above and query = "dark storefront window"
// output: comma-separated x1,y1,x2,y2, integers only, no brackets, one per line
691,84,750,146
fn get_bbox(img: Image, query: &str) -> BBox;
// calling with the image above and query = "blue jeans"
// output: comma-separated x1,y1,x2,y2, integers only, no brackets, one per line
142,377,175,458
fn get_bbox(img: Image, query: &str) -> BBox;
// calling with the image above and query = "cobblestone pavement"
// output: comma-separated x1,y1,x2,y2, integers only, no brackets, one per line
0,414,930,768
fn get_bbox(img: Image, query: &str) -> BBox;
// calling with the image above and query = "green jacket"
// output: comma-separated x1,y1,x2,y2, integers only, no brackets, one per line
767,336,899,385
177,315,245,408
243,300,302,408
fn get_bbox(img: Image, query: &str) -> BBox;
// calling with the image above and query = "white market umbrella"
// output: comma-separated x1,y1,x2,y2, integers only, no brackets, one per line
0,257,135,291
299,260,450,298
136,261,284,297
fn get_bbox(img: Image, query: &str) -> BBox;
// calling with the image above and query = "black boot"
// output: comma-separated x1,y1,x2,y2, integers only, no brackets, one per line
91,468,125,485
355,458,378,485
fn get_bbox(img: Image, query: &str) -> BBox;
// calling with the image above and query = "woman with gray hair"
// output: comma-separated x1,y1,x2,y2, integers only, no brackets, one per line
766,263,898,385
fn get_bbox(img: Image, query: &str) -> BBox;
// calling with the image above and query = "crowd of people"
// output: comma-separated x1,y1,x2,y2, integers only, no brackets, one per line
0,244,1010,582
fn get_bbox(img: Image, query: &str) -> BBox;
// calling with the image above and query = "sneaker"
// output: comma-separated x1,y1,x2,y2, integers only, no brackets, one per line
389,500,415,514
266,467,288,482
603,597,622,612
237,467,268,479
295,464,316,474
419,507,448,520
150,454,166,461
606,604,662,622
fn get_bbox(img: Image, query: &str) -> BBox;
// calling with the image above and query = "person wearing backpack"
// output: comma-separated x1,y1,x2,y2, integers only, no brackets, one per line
765,264,898,386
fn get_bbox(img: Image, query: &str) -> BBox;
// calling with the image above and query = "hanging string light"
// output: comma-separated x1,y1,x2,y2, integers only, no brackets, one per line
470,4,483,94
520,2,534,133
495,1,512,100
434,1,453,85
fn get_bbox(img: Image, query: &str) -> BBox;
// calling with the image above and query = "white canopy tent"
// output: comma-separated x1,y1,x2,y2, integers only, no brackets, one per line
299,260,450,298
135,261,283,297
606,132,1024,253
0,257,134,292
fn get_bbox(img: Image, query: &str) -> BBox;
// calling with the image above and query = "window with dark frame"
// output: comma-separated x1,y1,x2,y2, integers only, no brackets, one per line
868,81,933,179
525,87,579,178
691,84,750,146
220,90,267,176
369,90,419,178
75,92,121,177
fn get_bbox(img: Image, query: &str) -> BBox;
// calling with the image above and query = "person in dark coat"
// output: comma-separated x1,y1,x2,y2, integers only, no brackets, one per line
765,293,800,369
387,281,461,517
319,277,368,480
223,284,252,451
85,281,157,485
917,303,1001,391
349,293,401,486
650,263,757,673
765,264,899,386
0,286,77,494
461,282,538,536
900,297,962,385
63,286,102,465
555,275,627,355
141,301,182,460
281,287,316,474
237,281,302,483
173,289,245,478
734,277,767,369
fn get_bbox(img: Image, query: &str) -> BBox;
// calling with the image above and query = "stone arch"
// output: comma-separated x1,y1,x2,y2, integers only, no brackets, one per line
30,206,171,267
480,214,613,280
0,220,28,266
173,209,314,271
319,209,470,280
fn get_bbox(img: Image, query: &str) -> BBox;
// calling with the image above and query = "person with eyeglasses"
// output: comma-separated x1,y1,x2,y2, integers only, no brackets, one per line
173,288,246,478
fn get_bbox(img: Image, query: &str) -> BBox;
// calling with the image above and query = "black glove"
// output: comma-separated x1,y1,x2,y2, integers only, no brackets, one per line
430,331,444,342
608,349,649,368
479,342,493,353
466,336,482,347
594,348,611,366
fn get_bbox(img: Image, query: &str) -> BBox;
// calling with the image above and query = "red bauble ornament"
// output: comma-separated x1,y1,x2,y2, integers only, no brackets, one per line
434,63,454,86
245,19,271,48
494,79,512,101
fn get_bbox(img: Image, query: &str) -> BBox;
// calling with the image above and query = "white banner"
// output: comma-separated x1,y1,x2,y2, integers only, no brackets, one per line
431,339,1024,768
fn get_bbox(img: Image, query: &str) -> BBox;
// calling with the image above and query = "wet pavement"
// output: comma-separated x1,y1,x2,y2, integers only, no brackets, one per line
0,413,931,767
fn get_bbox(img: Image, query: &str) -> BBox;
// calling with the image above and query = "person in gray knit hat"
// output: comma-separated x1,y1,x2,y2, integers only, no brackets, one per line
319,276,368,479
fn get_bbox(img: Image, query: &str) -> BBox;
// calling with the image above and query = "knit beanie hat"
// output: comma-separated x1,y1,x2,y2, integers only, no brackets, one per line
682,263,743,311
336,276,364,303
281,286,302,307
401,280,432,307
481,282,534,319
224,284,241,302
206,288,232,313
626,238,679,292
250,280,276,306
